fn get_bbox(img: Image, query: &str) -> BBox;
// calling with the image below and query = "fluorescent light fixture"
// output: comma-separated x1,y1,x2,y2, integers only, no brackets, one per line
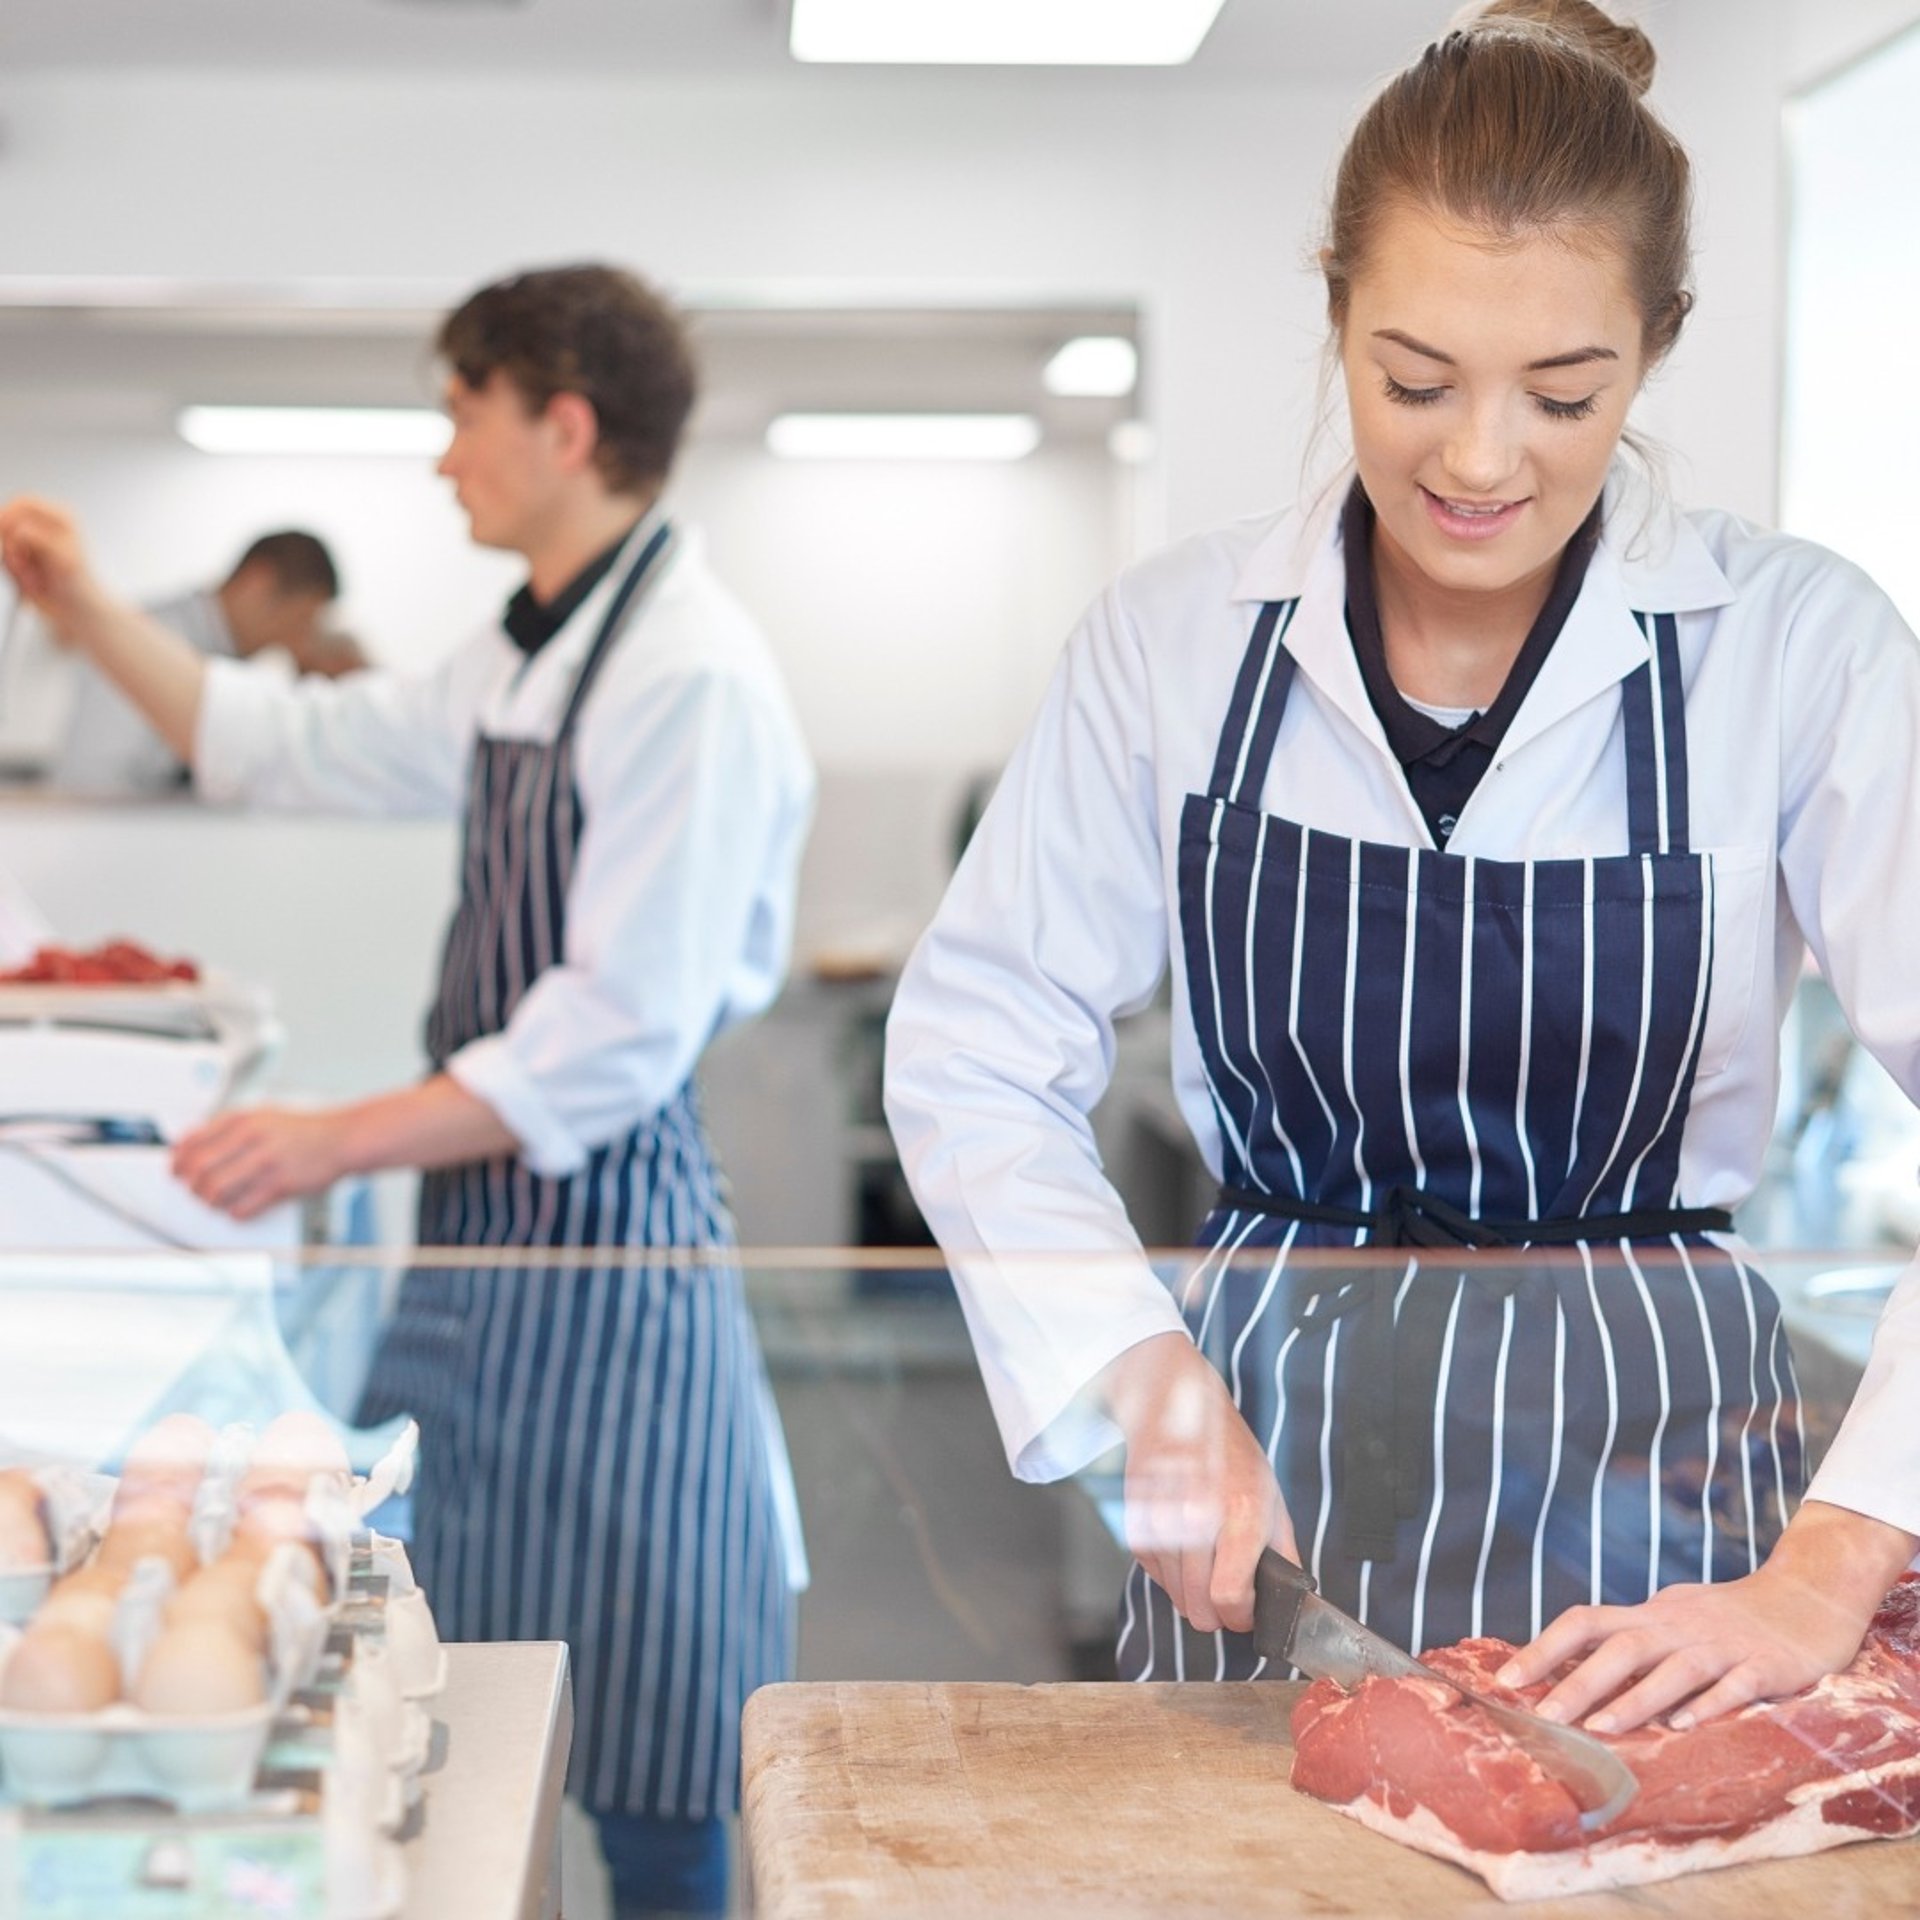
1045,336,1139,398
790,0,1226,66
766,413,1041,461
176,405,452,457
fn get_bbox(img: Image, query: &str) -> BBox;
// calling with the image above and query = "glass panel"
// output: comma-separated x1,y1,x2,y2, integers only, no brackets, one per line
0,1241,1898,1681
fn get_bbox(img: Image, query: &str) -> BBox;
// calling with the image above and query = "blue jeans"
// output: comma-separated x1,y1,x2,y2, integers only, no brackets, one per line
595,1812,729,1919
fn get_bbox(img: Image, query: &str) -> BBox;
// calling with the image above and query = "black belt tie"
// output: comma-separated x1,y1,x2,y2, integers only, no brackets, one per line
1212,1183,1735,1562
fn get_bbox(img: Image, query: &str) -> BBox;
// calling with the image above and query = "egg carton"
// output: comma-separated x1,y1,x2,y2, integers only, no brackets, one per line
352,1533,447,1705
189,1416,418,1570
0,1544,333,1812
0,1424,429,1814
0,1467,114,1628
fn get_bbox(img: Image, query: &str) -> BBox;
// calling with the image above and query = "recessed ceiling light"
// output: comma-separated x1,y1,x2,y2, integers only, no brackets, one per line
790,0,1227,66
766,413,1042,461
1108,420,1157,466
1044,336,1139,398
177,406,452,457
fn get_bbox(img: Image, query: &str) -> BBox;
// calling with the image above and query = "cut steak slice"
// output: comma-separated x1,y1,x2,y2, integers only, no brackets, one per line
1289,1574,1920,1900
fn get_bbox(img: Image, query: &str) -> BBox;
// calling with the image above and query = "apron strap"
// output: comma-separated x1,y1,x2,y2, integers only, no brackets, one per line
554,520,676,742
1620,611,1692,856
1207,599,1300,805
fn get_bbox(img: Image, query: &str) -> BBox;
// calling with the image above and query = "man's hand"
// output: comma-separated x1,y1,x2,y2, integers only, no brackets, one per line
171,1107,354,1220
170,1075,523,1219
0,496,207,758
1099,1331,1298,1635
1498,1502,1917,1733
0,497,109,641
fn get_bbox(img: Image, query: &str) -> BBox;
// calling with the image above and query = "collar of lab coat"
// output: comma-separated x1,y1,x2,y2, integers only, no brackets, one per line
532,504,683,658
1226,464,1735,767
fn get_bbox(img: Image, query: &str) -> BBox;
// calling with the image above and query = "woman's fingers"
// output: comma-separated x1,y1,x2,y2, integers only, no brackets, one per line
1181,1533,1222,1633
1580,1643,1730,1735
1533,1628,1664,1726
1667,1659,1773,1732
1496,1603,1624,1690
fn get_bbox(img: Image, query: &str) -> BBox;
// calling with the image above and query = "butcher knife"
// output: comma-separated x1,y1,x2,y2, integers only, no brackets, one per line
1254,1548,1639,1832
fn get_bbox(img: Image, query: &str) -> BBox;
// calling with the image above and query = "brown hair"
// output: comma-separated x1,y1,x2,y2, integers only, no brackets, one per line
228,529,339,600
438,264,698,494
1323,1,1693,362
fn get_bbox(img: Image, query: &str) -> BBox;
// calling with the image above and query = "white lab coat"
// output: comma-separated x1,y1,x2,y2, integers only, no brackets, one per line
196,519,816,1179
885,469,1920,1542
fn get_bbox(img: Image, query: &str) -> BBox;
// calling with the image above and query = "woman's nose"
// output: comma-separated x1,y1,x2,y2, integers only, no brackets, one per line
1442,402,1522,495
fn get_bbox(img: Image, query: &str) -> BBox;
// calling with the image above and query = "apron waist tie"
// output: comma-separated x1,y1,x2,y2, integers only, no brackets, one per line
1213,1184,1735,1565
1216,1183,1734,1248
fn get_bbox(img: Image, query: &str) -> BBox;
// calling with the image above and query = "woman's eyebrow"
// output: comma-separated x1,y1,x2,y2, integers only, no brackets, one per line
1370,328,1619,373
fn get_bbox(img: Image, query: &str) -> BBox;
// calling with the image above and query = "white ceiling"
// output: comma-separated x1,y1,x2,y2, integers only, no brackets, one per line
0,0,1443,83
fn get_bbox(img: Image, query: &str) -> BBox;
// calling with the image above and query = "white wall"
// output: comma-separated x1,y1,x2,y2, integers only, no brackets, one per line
676,440,1123,774
0,68,1348,543
1780,14,1920,625
0,4,1854,575
0,11,1855,538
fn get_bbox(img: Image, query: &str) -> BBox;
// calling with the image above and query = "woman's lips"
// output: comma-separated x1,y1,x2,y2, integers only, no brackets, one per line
1421,486,1528,542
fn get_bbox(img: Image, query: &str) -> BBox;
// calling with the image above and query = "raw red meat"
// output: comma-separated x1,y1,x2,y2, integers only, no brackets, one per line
1290,1575,1920,1898
0,940,199,986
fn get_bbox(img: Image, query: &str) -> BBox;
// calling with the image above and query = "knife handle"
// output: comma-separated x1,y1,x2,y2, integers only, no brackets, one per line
1252,1548,1318,1663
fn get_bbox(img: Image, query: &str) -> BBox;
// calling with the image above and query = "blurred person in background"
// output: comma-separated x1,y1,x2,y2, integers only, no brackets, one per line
50,527,357,796
1,263,814,1919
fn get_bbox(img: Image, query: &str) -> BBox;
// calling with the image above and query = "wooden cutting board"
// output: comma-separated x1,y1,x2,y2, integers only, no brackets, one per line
741,1681,1920,1917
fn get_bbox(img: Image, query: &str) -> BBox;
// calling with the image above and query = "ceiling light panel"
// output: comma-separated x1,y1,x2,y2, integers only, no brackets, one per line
1044,336,1139,398
790,0,1227,66
177,406,451,457
766,413,1041,461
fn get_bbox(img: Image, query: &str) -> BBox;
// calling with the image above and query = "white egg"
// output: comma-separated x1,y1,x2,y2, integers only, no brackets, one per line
124,1415,217,1480
97,1520,198,1582
165,1563,269,1654
133,1623,266,1717
0,1626,120,1713
33,1586,119,1640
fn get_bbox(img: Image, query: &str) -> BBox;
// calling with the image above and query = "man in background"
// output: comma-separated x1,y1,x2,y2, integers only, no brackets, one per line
51,528,361,795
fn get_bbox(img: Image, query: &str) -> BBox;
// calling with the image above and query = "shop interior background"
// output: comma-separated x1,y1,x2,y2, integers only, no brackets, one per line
0,0,1915,1252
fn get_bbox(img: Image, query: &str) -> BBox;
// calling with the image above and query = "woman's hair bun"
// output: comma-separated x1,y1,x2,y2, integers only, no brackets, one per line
1458,0,1657,96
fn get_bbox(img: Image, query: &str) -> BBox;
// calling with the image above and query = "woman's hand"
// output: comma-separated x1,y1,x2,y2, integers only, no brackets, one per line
172,1107,354,1220
1498,1502,1917,1733
1098,1331,1298,1634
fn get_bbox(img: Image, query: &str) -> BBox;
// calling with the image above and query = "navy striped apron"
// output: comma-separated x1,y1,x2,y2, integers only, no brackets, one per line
1118,599,1806,1681
358,525,793,1817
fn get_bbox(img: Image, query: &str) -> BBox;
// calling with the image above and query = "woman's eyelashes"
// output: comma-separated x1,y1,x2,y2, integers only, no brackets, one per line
1534,391,1601,421
1381,372,1445,407
1379,373,1602,421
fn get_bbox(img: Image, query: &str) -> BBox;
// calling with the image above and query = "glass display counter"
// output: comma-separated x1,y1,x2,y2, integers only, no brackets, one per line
0,1241,1909,1918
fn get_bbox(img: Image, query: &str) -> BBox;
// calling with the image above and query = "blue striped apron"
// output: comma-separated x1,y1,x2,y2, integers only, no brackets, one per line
357,525,793,1817
1118,599,1806,1681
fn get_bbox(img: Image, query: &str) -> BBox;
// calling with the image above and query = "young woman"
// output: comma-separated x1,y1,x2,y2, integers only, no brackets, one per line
886,0,1919,1735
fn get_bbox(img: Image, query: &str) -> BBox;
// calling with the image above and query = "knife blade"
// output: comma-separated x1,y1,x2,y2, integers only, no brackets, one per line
1255,1548,1638,1832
